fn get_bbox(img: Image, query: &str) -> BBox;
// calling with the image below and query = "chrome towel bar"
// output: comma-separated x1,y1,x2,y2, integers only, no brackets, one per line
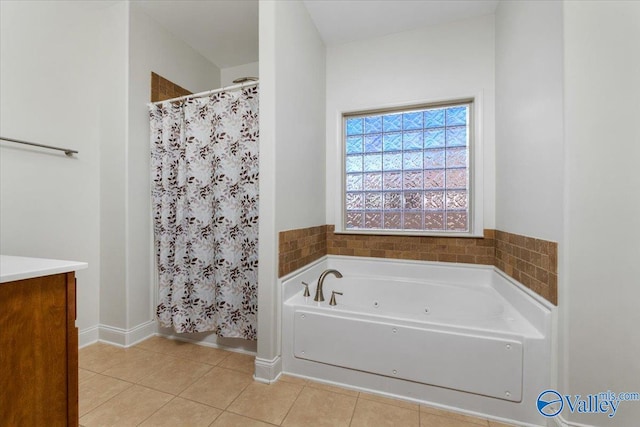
0,136,78,157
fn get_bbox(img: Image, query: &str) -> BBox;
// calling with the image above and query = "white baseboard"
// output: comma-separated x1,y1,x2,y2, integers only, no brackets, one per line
79,321,157,348
254,355,282,383
79,325,99,348
79,321,260,357
157,329,257,355
98,320,157,347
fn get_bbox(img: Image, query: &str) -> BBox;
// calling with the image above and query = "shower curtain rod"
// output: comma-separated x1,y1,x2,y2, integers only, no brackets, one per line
148,81,259,106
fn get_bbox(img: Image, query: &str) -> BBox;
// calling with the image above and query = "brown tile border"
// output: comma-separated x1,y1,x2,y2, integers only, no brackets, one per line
277,225,558,306
326,225,495,266
278,226,328,277
494,230,558,305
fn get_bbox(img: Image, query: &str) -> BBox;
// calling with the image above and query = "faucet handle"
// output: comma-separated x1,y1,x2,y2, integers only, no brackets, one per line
301,282,311,297
329,291,343,306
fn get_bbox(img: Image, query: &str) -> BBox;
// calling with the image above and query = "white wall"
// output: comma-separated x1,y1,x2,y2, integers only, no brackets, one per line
220,61,259,87
257,0,278,367
0,0,112,335
0,0,225,346
495,1,564,243
124,4,221,335
257,0,326,376
494,2,564,422
563,1,640,425
325,15,495,231
98,0,129,334
274,4,326,232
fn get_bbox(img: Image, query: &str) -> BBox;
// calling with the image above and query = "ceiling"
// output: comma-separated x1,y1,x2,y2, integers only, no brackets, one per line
303,0,499,46
132,0,259,69
133,0,498,70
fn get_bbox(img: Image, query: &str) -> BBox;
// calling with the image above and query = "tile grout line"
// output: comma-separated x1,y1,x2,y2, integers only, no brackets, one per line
79,377,136,422
143,370,212,398
212,368,255,414
79,341,254,425
80,346,226,422
134,395,178,427
278,382,307,426
82,338,496,427
347,391,360,427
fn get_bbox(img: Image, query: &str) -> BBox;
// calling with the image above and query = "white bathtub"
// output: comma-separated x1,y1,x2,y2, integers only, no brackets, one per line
281,255,553,426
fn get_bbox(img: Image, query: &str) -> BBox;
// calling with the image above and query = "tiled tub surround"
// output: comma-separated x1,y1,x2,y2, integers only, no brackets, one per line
494,230,558,305
327,225,495,264
278,225,328,277
278,225,558,305
281,256,552,426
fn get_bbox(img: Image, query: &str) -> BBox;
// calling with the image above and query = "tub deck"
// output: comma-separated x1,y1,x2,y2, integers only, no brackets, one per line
281,256,553,426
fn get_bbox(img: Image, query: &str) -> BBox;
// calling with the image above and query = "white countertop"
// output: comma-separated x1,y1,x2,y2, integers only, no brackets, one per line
0,255,88,283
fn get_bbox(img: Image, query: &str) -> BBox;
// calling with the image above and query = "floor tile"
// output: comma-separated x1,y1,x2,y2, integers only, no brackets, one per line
305,380,359,397
161,341,230,366
282,386,356,427
101,351,175,383
421,413,488,427
210,412,275,427
420,405,489,426
135,335,184,354
218,351,255,374
174,344,232,366
79,338,500,427
139,397,222,427
79,343,144,373
80,385,172,426
79,368,97,384
351,399,420,427
227,381,303,425
138,356,212,395
488,421,517,427
179,367,253,409
359,391,420,411
79,373,132,416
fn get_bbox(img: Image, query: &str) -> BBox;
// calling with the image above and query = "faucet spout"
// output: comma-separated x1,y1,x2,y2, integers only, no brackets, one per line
314,269,343,302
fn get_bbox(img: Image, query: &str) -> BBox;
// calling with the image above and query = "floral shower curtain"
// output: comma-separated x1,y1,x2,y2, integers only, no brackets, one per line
149,86,259,339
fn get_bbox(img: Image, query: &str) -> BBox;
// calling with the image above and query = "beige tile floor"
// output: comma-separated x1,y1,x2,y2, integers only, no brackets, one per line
79,336,516,427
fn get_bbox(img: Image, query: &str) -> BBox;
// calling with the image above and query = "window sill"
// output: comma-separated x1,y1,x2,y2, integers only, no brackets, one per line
332,228,485,238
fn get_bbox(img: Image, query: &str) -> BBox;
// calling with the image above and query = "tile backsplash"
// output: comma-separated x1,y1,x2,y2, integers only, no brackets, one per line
326,226,495,265
494,230,558,305
278,225,328,277
278,225,558,305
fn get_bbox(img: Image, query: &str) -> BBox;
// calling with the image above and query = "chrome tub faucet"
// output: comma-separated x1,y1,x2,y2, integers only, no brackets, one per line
314,269,343,302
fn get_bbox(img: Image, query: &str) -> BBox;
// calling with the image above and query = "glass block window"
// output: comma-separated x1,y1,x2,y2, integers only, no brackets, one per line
344,101,471,233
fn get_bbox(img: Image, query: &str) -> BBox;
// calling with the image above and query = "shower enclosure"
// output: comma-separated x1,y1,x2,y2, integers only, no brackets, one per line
149,83,259,339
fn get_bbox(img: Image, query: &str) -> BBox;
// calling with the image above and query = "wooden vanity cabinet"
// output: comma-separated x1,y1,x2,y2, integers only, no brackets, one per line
0,272,78,427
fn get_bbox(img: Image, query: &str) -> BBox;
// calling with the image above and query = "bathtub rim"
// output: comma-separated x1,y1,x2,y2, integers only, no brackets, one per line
281,255,555,312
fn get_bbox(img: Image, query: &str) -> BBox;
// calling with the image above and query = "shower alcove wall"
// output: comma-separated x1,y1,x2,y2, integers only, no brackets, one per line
98,2,260,352
149,72,259,347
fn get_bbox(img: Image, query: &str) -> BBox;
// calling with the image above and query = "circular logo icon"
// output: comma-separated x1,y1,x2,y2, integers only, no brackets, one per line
537,390,563,417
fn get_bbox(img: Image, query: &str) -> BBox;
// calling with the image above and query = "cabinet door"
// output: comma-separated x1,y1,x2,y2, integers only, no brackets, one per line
0,274,70,427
